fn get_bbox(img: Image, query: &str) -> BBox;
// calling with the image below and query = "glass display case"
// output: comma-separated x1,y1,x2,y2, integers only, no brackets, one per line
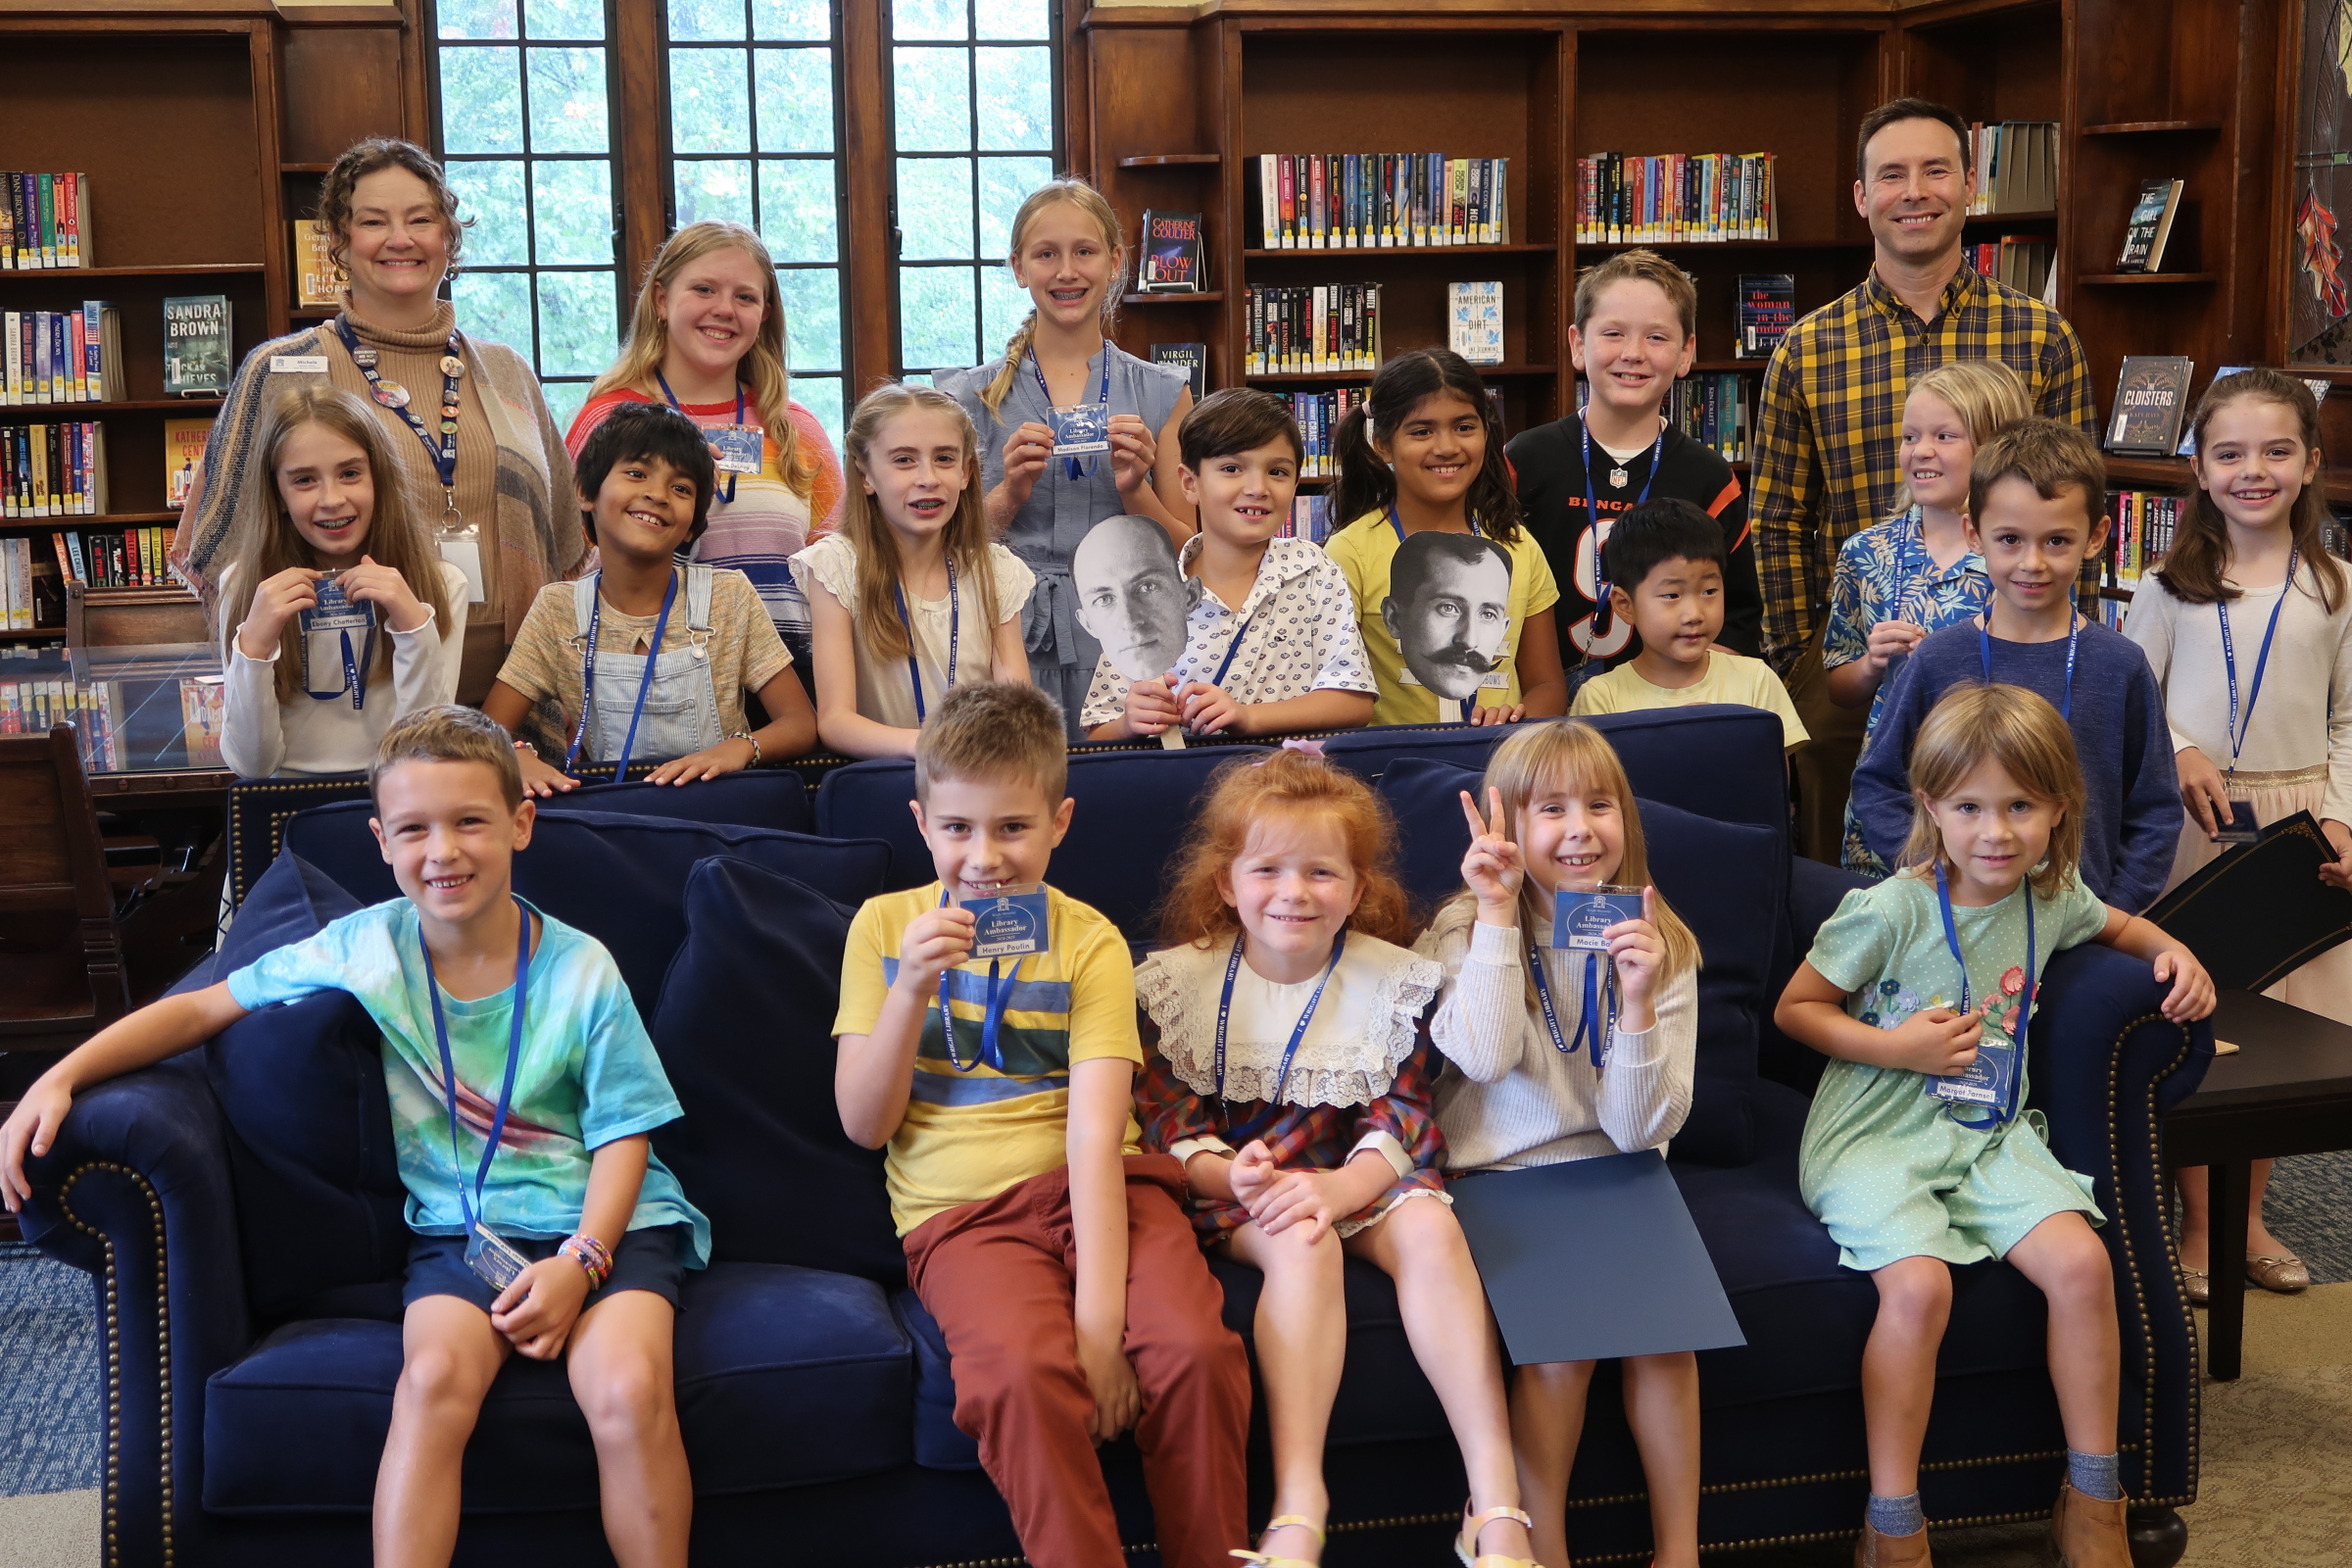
0,640,224,774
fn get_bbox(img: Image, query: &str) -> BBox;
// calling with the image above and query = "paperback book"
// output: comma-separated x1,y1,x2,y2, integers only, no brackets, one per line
2116,179,2184,272
1735,274,1794,358
292,220,340,308
167,416,214,509
1138,211,1204,291
1150,342,1208,400
1447,281,1503,366
163,296,232,397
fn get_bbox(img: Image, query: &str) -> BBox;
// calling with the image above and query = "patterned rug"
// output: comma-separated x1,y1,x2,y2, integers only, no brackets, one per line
0,1243,98,1498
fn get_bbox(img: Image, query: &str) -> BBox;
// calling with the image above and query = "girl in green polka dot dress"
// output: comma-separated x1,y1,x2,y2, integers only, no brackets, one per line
1774,683,2213,1568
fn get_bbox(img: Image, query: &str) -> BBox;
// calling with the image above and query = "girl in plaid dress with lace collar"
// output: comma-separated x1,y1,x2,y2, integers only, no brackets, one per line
1135,749,1544,1568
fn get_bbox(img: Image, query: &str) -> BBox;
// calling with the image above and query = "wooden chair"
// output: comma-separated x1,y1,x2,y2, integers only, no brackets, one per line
0,725,132,1092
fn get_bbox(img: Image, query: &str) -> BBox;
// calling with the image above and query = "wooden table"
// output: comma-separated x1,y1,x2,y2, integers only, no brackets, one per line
2163,989,2352,1380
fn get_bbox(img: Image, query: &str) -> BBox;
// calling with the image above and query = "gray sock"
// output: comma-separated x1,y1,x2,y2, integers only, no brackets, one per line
2067,1449,2123,1501
1866,1493,1924,1537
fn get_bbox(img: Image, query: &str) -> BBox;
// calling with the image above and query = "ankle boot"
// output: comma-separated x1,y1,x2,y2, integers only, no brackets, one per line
2049,1482,2132,1568
1853,1521,1933,1567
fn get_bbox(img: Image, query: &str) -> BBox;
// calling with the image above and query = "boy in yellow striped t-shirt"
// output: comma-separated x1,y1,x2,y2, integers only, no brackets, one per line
832,682,1248,1568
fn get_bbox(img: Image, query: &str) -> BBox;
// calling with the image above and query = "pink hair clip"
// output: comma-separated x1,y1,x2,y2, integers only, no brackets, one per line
1280,737,1328,759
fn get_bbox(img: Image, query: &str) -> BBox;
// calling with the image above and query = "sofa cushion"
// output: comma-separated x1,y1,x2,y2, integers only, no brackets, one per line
814,746,1274,942
203,1261,913,1513
206,852,410,1322
650,857,903,1280
1676,1080,2057,1410
552,769,812,833
278,803,891,1013
1377,759,1779,1164
1320,706,1789,832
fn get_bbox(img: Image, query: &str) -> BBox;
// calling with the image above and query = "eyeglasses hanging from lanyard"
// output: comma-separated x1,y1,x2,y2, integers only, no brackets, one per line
1978,599,2080,720
655,372,750,505
1031,351,1112,481
1528,941,1617,1067
935,888,1021,1073
896,554,959,723
564,568,678,778
421,897,530,1250
337,318,465,529
1932,863,2035,1130
2218,547,2296,779
1389,507,1493,722
1213,931,1347,1141
1581,421,1666,641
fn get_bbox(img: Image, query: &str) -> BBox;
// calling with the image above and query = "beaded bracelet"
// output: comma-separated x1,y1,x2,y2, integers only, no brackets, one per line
559,1233,613,1294
729,729,763,768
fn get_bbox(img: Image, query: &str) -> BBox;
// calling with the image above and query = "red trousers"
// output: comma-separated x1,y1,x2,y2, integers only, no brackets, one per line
904,1153,1250,1568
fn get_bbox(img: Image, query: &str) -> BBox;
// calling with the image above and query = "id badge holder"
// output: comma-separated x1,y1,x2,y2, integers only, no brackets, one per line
1553,885,1644,951
710,424,765,476
961,885,1051,960
301,579,371,640
1051,403,1111,459
2210,800,2261,845
1926,1032,2011,1110
466,1224,531,1292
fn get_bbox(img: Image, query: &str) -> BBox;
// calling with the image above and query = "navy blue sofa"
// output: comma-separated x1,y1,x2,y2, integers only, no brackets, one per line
15,708,2210,1568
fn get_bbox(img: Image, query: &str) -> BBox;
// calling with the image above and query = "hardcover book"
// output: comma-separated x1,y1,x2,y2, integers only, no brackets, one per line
2116,178,2184,272
1736,273,1795,358
292,220,340,307
2146,810,2352,993
166,417,214,510
162,296,231,397
1150,342,1207,400
1138,210,1204,292
2106,356,2194,454
1447,281,1503,366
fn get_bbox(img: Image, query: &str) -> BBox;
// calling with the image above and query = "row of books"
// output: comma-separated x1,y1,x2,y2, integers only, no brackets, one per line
0,535,64,629
1277,493,1335,545
1250,154,1511,250
1736,273,1794,359
1967,236,2056,300
2104,490,2180,588
1245,283,1385,375
1576,372,1752,466
0,645,226,769
53,525,179,589
3,422,109,516
1576,154,1779,244
1966,122,2059,215
4,304,123,405
0,673,124,768
1282,388,1367,478
0,172,92,269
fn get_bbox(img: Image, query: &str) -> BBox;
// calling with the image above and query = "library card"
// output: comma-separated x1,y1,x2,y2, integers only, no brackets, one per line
1553,886,1643,951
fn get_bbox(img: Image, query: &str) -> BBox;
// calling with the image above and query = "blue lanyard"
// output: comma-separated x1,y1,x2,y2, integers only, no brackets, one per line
421,897,531,1237
1388,508,1487,722
934,889,1018,1072
1207,607,1254,690
300,600,377,710
894,553,959,723
1978,602,2079,720
1580,419,1665,639
1213,930,1346,1141
1030,349,1111,480
654,371,744,504
335,317,463,497
1528,942,1615,1066
564,568,678,777
2218,548,2296,776
1933,863,2034,1129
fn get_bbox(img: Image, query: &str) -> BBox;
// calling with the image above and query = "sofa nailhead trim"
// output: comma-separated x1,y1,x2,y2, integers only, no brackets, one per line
57,1161,175,1568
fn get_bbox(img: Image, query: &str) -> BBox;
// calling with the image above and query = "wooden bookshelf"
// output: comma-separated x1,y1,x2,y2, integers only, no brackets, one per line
0,1,423,645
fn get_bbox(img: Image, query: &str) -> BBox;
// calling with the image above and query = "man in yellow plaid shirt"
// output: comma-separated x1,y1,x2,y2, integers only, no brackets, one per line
1750,96,2096,859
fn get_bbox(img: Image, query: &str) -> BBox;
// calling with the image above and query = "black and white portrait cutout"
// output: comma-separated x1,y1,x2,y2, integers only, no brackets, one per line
1073,514,1192,681
1382,531,1513,700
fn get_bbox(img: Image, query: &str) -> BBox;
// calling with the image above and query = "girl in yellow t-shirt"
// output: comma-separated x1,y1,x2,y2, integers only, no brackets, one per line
1324,350,1566,727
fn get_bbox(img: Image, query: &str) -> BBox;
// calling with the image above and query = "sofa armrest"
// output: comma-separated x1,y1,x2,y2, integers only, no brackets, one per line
2029,942,2214,1508
19,1054,252,1568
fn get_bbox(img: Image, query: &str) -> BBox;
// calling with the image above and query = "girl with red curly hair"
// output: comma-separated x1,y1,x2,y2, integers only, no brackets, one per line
1135,748,1543,1568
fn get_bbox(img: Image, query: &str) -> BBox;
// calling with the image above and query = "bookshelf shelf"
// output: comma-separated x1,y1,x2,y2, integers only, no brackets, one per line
1689,361,1772,373
2076,273,2220,285
2082,121,2223,135
4,400,225,416
1248,363,1555,384
1242,244,1556,260
1964,211,2058,224
3,263,266,279
1122,291,1225,305
1,512,178,528
290,305,338,318
280,162,335,173
2103,456,2191,486
1577,238,1869,252
1118,154,1220,168
0,627,64,640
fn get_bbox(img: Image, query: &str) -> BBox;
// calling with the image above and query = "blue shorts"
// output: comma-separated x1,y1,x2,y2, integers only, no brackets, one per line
402,1223,691,1315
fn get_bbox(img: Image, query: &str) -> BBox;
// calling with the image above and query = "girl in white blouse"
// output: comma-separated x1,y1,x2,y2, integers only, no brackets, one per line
1420,719,1706,1568
2126,368,2352,1300
214,384,466,778
794,384,1033,758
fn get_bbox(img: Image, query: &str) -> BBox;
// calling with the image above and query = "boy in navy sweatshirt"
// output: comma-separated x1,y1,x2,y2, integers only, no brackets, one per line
1850,419,2180,911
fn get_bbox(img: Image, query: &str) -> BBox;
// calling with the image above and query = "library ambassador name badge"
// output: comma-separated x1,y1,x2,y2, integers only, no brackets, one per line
965,889,1051,959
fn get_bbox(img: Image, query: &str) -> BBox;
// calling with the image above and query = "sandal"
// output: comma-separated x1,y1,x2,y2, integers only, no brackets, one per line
2245,1252,2311,1294
1455,1503,1544,1568
2180,1264,2209,1305
1231,1515,1325,1568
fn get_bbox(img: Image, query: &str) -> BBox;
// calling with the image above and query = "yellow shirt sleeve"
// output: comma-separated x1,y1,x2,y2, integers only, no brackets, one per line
1518,534,1561,617
1569,665,1622,716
